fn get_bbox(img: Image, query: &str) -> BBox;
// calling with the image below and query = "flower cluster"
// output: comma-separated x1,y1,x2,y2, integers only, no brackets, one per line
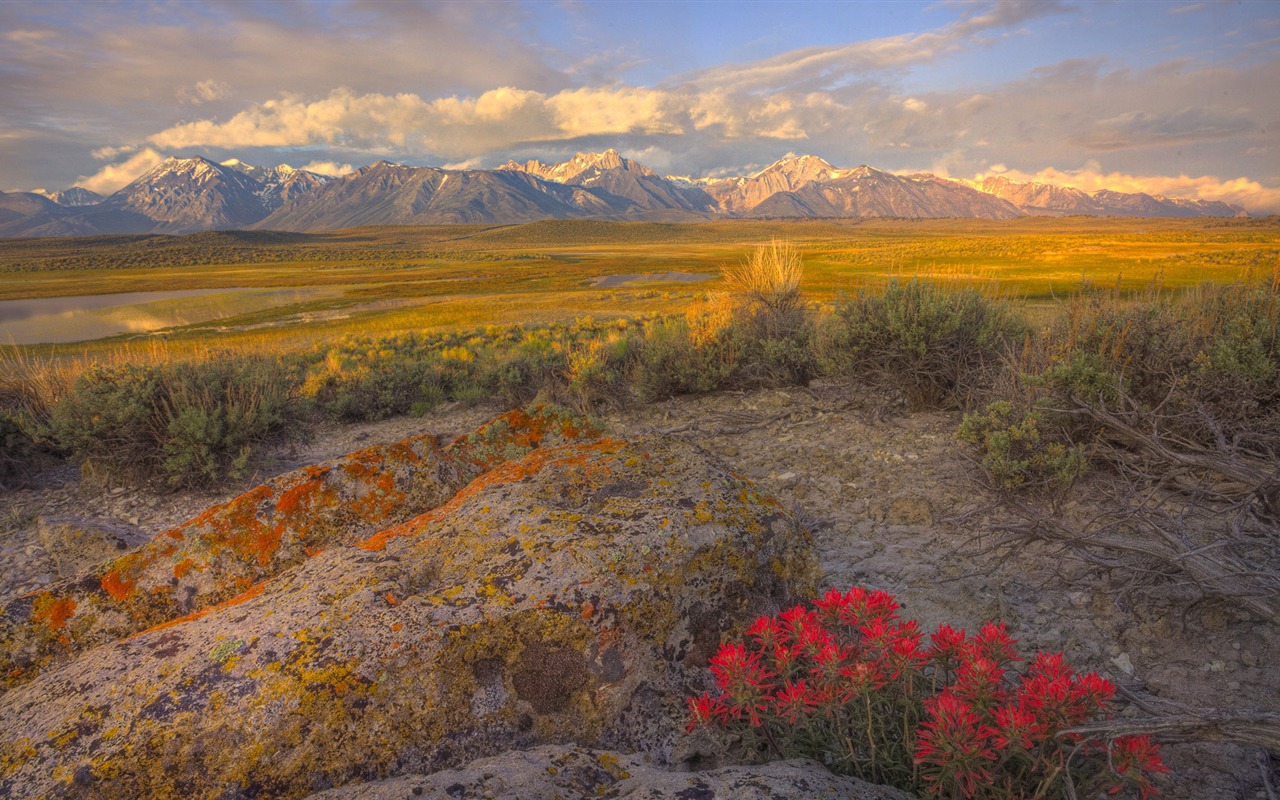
687,587,1168,799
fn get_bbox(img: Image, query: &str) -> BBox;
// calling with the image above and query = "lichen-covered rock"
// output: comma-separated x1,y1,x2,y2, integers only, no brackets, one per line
0,410,816,799
303,745,910,800
35,516,150,577
0,406,603,692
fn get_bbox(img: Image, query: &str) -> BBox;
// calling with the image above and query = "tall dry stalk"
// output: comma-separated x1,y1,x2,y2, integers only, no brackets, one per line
722,239,804,315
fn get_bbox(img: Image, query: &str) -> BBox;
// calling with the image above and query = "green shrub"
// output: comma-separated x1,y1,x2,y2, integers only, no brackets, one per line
821,280,1027,409
0,412,47,488
631,317,737,401
48,357,309,488
958,401,1086,492
48,364,162,479
1022,279,1280,456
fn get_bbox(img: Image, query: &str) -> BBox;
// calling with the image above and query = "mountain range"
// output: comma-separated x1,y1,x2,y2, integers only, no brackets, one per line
0,150,1249,237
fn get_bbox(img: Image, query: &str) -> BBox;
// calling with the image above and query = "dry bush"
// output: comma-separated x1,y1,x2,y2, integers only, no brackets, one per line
723,240,814,386
967,277,1280,622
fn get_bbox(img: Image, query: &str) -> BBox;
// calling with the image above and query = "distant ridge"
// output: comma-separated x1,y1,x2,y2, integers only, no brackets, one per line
2,150,1251,237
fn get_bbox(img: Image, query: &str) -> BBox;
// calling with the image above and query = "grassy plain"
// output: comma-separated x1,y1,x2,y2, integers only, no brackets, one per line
1,216,1276,362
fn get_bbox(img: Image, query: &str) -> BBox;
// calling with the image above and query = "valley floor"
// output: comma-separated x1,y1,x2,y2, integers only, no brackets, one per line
2,381,1275,798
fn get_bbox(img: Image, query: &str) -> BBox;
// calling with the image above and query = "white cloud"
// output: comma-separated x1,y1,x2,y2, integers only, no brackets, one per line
91,144,137,160
298,160,353,177
179,79,231,105
4,29,56,43
75,148,167,194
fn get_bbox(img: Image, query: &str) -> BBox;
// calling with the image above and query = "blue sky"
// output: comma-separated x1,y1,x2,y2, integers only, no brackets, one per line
2,0,1278,210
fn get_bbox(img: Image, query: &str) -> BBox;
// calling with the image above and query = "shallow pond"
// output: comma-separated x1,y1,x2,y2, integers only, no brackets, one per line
0,287,340,345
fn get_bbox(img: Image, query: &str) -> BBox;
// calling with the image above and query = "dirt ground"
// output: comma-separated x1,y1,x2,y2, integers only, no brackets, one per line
3,381,1275,798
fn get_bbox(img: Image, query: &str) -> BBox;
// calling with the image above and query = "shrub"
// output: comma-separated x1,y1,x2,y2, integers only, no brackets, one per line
688,587,1167,799
724,241,815,387
0,411,47,488
631,316,738,401
1024,279,1280,455
48,357,309,488
564,335,631,412
820,280,1027,409
958,401,1086,492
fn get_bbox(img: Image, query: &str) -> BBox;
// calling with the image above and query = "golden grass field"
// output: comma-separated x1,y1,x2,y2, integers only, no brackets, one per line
2,216,1276,363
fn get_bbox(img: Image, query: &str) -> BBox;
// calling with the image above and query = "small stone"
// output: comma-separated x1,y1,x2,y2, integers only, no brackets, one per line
1240,650,1258,668
1111,652,1135,675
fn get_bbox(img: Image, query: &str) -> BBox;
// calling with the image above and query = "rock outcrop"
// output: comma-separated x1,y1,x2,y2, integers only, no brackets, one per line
304,745,910,800
0,407,601,691
0,407,817,799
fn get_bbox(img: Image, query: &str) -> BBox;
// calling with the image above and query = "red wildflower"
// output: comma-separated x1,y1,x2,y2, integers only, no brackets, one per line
991,700,1047,750
916,691,999,797
1074,671,1117,708
1107,735,1169,799
745,615,787,653
954,654,1008,710
837,659,887,701
928,623,967,664
779,604,820,642
686,692,728,732
709,641,775,726
966,621,1019,666
773,679,818,724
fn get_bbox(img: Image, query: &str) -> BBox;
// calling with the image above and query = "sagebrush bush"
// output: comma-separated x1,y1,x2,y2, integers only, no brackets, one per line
1013,278,1280,458
820,280,1027,409
631,316,738,401
0,411,45,488
958,401,1086,492
48,357,309,488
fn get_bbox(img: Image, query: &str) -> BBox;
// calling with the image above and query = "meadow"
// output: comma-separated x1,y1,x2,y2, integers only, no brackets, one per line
1,216,1277,489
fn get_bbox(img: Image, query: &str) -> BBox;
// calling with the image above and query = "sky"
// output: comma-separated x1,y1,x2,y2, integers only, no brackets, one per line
2,0,1278,212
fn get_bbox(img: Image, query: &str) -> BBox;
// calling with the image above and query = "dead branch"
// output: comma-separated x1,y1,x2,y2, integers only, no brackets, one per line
1062,711,1280,753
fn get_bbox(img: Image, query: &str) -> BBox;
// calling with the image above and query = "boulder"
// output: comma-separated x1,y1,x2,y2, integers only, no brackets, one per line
1,407,603,691
35,516,150,578
0,408,817,799
304,745,911,800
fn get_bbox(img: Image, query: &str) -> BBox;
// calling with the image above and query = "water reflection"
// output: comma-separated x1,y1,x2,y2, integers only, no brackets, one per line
0,288,337,345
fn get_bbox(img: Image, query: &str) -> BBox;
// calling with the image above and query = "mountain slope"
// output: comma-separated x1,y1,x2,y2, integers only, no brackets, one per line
501,149,716,217
721,161,1025,219
99,157,271,233
220,160,332,209
254,161,618,231
31,187,104,207
978,176,1246,218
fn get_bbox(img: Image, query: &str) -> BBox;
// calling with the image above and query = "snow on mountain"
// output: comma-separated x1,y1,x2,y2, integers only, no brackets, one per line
1,150,1256,237
31,187,105,207
977,175,1247,218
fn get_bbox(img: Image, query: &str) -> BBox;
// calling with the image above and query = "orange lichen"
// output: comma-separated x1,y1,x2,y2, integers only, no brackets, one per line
31,594,76,631
173,558,196,580
101,571,137,602
138,581,270,636
385,593,400,607
358,438,624,551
